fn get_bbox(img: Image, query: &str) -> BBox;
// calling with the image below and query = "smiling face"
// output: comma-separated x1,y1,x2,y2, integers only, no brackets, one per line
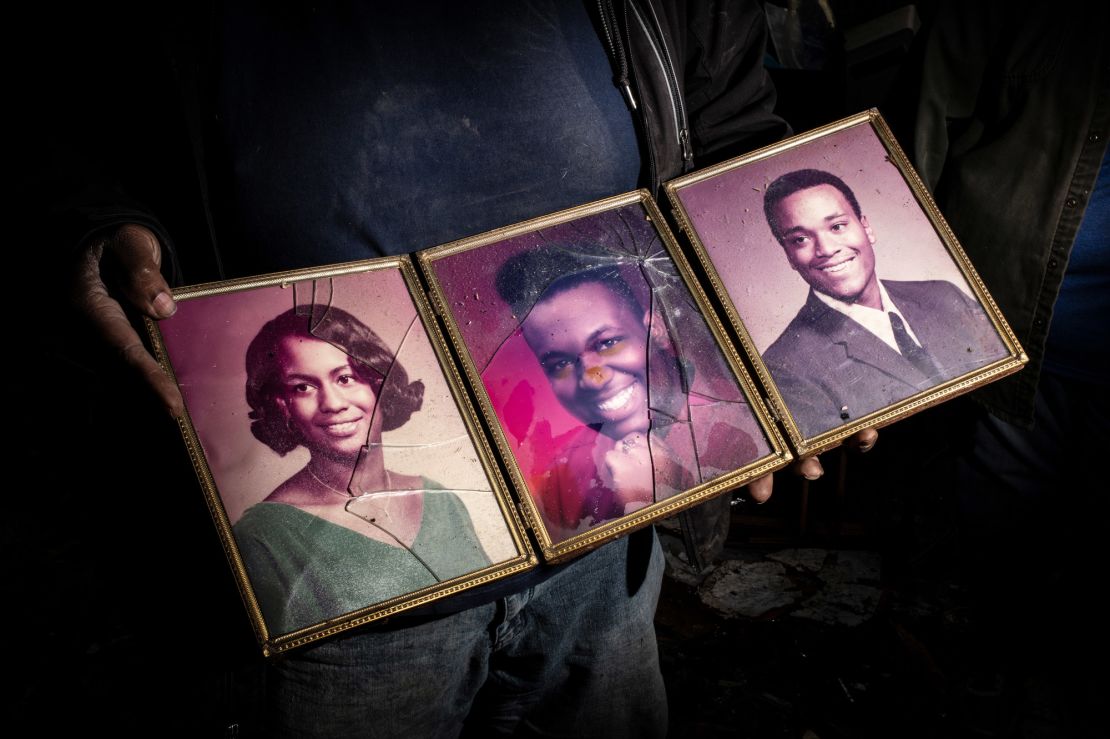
521,281,651,440
276,336,382,461
772,184,882,309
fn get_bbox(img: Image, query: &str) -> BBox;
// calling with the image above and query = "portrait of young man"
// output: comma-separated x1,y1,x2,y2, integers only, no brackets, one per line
759,168,1009,439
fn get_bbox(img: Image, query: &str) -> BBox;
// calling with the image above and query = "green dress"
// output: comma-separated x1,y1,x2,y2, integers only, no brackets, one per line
233,480,491,634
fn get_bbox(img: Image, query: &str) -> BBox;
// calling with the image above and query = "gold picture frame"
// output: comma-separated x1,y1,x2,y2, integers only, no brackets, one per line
665,110,1027,456
418,190,790,562
147,257,535,656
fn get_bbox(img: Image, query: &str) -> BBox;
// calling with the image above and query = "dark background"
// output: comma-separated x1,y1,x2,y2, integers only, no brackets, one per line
14,2,1103,737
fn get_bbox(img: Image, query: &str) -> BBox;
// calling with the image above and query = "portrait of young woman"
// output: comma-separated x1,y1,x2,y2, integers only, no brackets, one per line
155,267,524,643
233,302,491,633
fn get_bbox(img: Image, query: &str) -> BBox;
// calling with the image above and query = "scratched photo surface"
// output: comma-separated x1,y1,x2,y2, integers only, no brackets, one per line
673,122,1010,440
430,202,774,544
158,269,518,634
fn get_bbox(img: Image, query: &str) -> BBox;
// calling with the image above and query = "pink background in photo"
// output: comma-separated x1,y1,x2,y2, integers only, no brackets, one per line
431,210,649,451
157,269,515,559
674,122,973,352
429,203,771,541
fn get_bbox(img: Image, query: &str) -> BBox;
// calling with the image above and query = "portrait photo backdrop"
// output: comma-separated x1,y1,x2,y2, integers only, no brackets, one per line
158,267,517,560
675,122,973,353
428,199,777,543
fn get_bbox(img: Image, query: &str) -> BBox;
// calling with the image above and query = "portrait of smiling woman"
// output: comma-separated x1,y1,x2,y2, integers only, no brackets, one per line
492,246,769,542
234,304,490,634
422,197,783,555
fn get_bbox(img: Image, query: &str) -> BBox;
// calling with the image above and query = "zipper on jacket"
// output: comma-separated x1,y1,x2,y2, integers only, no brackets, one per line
597,0,638,110
629,1,693,167
625,1,658,188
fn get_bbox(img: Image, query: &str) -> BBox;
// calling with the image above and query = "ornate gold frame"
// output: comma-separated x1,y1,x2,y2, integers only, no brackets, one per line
146,257,535,656
665,110,1027,456
418,190,791,562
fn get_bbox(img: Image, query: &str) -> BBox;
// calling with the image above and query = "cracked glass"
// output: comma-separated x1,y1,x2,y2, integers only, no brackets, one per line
158,268,518,636
431,201,773,544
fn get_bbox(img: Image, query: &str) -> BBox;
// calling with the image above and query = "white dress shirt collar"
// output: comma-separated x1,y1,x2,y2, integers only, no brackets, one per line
813,280,923,353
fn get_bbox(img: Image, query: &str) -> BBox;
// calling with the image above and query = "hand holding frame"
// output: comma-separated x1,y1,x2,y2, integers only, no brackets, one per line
71,223,183,417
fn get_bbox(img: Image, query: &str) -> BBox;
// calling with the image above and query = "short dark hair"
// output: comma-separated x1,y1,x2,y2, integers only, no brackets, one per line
245,305,424,455
495,246,691,429
763,169,862,242
494,247,643,321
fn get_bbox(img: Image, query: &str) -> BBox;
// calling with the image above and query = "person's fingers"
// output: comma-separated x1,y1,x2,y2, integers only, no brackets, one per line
746,473,773,503
73,228,184,417
106,223,176,319
784,428,877,485
847,428,879,453
795,455,824,480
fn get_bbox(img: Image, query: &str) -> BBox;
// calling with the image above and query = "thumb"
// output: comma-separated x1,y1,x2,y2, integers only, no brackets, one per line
72,223,184,418
746,473,773,503
106,223,176,319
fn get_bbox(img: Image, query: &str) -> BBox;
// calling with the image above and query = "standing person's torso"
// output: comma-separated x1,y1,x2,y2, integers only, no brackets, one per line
210,0,643,275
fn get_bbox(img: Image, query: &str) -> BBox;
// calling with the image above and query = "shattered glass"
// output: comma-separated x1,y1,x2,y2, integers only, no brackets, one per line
434,202,773,543
160,268,522,636
290,277,507,583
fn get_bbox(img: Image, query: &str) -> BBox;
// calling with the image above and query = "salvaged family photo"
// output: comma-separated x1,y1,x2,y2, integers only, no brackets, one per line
667,112,1025,452
421,192,787,558
151,261,531,653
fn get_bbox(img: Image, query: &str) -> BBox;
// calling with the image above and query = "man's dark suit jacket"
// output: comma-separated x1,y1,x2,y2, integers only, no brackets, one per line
762,280,1009,439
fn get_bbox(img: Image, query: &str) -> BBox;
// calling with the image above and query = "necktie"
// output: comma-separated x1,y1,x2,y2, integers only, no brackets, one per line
888,312,939,378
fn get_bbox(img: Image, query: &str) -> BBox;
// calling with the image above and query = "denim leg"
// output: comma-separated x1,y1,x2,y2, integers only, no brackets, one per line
959,373,1108,573
952,374,1109,734
266,603,496,739
467,529,667,739
264,529,666,739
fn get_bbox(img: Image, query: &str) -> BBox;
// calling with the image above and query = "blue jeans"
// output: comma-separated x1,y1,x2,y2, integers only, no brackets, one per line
266,530,667,738
955,372,1108,652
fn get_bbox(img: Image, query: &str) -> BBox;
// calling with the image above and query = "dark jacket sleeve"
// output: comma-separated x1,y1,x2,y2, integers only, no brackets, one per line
627,0,789,189
680,0,790,166
29,4,215,286
901,0,1110,425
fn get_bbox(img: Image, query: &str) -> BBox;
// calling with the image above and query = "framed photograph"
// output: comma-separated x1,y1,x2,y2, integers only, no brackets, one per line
666,110,1027,455
419,191,790,562
148,258,535,656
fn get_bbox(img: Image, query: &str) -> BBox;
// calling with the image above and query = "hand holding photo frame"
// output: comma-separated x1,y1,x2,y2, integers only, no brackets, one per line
148,258,534,655
666,110,1027,455
146,110,1023,654
420,191,790,561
